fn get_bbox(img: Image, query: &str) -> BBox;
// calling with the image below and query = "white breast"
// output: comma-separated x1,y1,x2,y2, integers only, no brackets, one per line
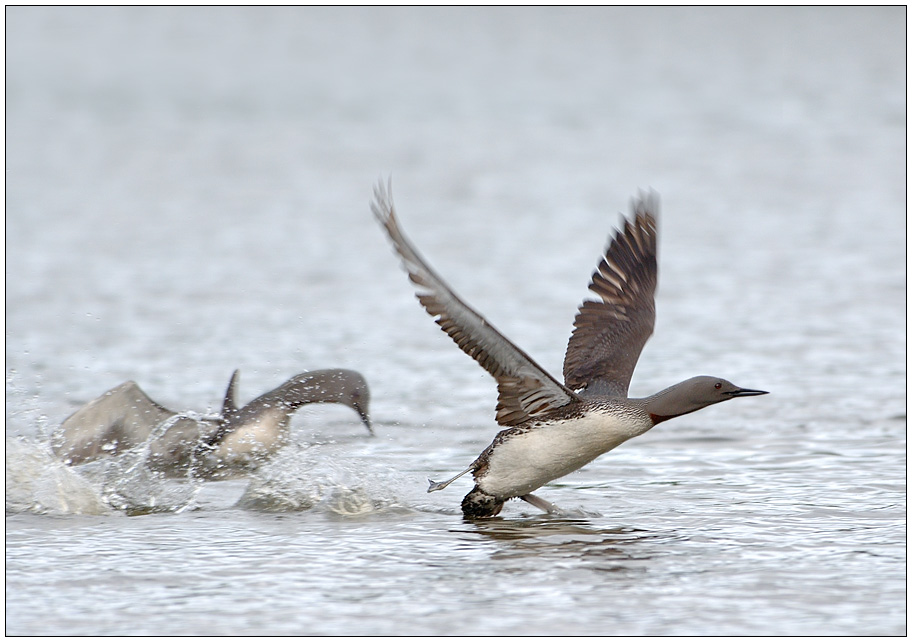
213,410,290,464
478,407,653,498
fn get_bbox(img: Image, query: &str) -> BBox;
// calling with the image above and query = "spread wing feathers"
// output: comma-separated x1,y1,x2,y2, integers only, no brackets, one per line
371,179,580,426
562,190,659,397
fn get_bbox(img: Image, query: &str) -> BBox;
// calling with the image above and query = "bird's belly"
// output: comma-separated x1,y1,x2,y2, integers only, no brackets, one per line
478,410,651,498
214,415,288,462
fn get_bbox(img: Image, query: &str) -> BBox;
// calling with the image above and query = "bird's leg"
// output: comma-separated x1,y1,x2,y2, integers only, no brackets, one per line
520,493,569,516
427,466,474,493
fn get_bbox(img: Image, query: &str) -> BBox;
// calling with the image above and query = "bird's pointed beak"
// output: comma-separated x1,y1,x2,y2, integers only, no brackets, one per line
356,406,374,436
729,387,769,397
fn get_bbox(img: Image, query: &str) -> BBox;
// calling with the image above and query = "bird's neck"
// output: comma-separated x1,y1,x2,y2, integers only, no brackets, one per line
641,382,702,425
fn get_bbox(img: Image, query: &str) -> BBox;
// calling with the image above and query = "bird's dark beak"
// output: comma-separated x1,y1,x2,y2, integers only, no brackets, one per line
729,388,769,397
356,406,374,436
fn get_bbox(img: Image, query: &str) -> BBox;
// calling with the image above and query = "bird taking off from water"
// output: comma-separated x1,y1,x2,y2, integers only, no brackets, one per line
52,369,373,479
372,179,767,518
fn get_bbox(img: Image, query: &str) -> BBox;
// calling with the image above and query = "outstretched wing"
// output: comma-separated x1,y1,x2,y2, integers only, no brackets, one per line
372,179,580,426
52,381,176,465
562,191,659,397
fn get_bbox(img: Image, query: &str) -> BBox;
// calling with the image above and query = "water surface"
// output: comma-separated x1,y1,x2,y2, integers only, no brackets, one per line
6,7,905,636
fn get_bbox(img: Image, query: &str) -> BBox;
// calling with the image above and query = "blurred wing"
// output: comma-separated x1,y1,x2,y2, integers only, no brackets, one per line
372,179,579,426
562,191,659,397
52,381,175,464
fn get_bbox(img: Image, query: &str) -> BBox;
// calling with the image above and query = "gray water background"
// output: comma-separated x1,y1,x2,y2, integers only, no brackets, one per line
5,7,905,636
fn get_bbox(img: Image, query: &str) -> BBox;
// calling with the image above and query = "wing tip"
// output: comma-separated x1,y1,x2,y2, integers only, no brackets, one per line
631,187,660,221
371,175,395,223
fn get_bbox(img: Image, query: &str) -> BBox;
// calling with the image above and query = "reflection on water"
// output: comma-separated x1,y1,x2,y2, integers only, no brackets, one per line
456,517,670,569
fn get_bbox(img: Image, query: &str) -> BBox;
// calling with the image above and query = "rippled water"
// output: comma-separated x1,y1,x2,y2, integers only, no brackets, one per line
6,7,905,636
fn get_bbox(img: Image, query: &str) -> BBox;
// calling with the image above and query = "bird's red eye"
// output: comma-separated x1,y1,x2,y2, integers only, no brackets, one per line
714,382,722,390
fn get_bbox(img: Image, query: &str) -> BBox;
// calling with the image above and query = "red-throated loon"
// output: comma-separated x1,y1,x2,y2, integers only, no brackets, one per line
52,369,373,479
372,180,767,518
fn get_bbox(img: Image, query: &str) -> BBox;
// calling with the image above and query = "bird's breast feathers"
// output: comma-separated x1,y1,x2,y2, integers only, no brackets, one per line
479,406,653,498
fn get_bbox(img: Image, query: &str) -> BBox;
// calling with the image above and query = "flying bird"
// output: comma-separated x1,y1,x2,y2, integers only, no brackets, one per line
372,180,767,518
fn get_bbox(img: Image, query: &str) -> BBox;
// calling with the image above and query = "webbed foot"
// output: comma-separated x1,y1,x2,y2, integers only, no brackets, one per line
520,493,570,516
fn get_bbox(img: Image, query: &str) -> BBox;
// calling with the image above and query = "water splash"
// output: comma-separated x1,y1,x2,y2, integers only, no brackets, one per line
6,415,210,517
237,444,412,515
5,437,109,515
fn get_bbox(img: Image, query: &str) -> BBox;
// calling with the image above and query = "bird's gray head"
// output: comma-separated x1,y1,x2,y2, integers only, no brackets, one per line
646,376,768,424
345,377,372,435
283,369,373,435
